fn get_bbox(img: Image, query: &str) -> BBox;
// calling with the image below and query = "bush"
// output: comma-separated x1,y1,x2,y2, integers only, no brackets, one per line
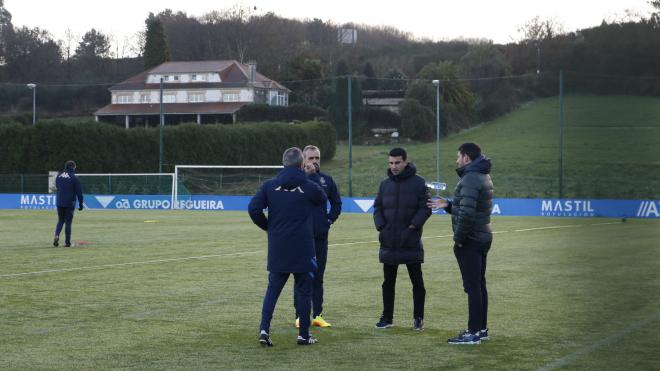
365,108,401,131
236,104,327,123
400,99,435,140
0,120,336,173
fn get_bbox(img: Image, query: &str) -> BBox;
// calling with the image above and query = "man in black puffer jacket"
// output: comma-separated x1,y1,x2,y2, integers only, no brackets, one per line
373,147,431,331
429,142,494,345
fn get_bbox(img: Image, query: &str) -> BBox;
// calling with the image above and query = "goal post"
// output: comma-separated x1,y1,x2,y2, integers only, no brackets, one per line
173,165,283,209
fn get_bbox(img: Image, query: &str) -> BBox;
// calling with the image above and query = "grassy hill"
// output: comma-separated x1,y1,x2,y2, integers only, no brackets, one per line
323,95,660,199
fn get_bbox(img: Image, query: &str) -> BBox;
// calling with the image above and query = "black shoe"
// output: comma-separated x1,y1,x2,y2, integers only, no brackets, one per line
65,241,71,247
447,330,481,345
296,335,318,345
375,316,393,329
53,236,59,247
413,318,424,331
259,331,273,347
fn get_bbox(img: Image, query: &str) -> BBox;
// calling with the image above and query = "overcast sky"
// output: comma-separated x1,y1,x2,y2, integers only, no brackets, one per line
5,0,653,54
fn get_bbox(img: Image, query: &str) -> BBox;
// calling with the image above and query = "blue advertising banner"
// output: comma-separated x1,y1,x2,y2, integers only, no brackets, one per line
1,194,659,218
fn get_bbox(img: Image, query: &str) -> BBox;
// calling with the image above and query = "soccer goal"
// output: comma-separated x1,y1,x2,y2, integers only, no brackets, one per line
173,165,282,209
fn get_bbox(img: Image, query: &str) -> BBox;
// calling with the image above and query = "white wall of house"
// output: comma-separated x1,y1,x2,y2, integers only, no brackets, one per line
145,73,222,84
112,88,255,104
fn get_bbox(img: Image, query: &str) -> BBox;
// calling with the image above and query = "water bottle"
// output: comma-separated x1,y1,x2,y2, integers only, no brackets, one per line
426,182,447,191
426,182,447,212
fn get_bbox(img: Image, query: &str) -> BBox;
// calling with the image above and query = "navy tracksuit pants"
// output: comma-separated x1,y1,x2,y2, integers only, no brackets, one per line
261,271,313,338
294,236,328,318
54,207,75,243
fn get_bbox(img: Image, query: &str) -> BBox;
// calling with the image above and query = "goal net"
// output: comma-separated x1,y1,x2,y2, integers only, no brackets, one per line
76,173,175,196
174,165,282,209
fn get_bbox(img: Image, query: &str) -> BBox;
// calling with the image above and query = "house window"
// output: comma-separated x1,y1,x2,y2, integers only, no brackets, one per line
191,74,205,82
140,94,151,103
117,95,133,104
188,92,205,103
163,94,176,103
223,93,240,102
163,75,170,82
270,91,287,106
173,75,179,81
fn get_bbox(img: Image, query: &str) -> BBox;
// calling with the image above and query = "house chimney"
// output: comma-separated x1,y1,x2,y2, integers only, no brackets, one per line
247,61,257,83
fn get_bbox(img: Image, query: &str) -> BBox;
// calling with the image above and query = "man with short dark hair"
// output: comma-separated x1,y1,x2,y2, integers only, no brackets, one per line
373,147,431,331
53,160,84,247
428,142,494,345
249,147,327,346
293,144,342,328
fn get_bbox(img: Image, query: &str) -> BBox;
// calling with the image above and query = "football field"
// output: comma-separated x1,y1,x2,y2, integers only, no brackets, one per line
1,210,659,369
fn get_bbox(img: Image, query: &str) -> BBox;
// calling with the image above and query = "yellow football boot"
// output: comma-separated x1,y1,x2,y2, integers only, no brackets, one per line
312,315,332,328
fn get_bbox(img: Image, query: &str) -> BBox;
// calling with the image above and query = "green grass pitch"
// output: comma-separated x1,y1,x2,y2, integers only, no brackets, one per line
1,210,659,369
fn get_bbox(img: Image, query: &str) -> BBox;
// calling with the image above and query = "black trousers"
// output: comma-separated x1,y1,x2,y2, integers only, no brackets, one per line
382,263,425,321
454,239,491,333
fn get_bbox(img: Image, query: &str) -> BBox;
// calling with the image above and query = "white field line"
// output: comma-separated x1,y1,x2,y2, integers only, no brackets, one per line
0,251,260,279
1,222,622,279
590,221,625,226
514,225,584,232
537,311,660,371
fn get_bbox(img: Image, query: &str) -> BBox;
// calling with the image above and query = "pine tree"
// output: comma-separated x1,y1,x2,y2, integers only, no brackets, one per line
143,14,170,70
328,60,364,139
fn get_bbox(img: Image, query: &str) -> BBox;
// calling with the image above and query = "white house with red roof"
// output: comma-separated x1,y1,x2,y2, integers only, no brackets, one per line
94,60,289,127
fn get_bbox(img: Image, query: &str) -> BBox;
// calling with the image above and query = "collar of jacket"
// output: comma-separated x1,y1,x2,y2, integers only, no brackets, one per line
456,155,491,177
276,166,307,188
388,162,417,181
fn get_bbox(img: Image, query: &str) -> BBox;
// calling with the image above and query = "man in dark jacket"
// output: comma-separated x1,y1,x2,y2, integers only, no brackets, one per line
248,147,327,347
428,142,494,345
293,145,342,328
373,147,431,331
53,160,84,247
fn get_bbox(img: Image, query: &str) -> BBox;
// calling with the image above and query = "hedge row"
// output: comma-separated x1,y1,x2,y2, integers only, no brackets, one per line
236,104,327,123
0,120,336,173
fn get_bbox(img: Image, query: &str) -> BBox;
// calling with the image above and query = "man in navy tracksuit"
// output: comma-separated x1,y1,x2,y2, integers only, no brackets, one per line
53,160,84,247
293,145,342,328
248,147,327,346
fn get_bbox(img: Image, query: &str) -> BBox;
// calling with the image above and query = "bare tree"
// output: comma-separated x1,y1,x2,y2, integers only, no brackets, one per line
517,16,565,44
62,28,78,61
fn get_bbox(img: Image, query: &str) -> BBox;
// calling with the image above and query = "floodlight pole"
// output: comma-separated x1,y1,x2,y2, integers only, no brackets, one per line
536,44,541,75
558,70,565,198
347,76,353,197
27,83,36,125
432,79,441,196
159,77,164,173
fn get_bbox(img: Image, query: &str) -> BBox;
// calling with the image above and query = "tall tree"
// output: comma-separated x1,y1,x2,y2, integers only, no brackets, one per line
286,55,326,105
143,13,170,69
406,61,475,133
362,61,378,90
0,0,12,65
3,26,62,82
328,60,364,138
381,68,408,91
75,28,110,58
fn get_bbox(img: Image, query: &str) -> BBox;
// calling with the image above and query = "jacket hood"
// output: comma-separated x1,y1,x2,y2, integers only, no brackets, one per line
276,166,307,188
388,162,417,181
456,155,491,177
